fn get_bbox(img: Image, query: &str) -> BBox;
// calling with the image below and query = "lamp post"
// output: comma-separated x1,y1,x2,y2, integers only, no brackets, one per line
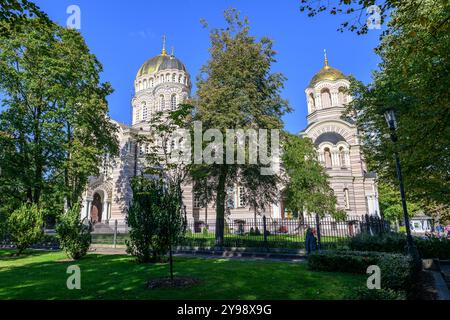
384,110,421,268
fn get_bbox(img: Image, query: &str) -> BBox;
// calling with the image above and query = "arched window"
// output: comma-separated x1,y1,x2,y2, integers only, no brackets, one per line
324,147,332,168
172,74,176,82
150,78,154,87
143,79,147,89
178,75,182,83
308,93,315,111
135,108,140,123
338,87,347,105
142,102,147,120
339,146,346,167
171,94,177,110
159,95,165,111
344,188,350,209
321,88,332,108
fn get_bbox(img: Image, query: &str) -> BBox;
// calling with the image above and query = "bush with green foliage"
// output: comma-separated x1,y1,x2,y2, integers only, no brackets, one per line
378,253,414,292
7,204,44,254
346,287,406,300
307,250,381,274
348,232,450,259
126,177,186,263
308,250,415,294
349,232,407,253
56,204,92,260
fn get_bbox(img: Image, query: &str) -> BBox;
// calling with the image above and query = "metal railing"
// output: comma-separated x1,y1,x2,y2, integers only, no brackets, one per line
88,215,390,250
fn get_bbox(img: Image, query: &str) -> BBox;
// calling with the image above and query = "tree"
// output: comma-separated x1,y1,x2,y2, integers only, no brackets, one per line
7,204,43,254
281,133,342,219
0,17,118,214
126,176,185,266
0,0,48,24
193,8,291,247
300,0,450,208
378,181,421,225
299,0,431,35
345,0,450,206
56,204,92,260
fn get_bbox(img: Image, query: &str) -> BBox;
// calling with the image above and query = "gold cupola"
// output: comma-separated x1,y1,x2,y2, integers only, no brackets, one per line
309,50,346,87
136,35,187,78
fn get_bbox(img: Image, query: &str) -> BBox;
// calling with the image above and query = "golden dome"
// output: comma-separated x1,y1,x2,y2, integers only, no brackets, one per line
136,35,187,78
136,54,186,78
309,50,346,87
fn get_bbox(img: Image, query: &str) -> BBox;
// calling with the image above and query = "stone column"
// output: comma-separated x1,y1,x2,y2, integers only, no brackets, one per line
86,200,91,220
82,199,88,219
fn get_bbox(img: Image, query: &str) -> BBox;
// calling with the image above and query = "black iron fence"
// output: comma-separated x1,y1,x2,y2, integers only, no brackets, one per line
87,214,390,250
1,215,390,251
182,215,390,250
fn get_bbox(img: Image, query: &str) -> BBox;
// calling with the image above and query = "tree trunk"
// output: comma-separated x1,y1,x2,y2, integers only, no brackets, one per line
215,166,227,248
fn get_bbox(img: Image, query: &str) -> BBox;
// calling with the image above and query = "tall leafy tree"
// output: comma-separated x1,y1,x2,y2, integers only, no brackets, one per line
300,0,450,210
346,0,450,206
0,0,48,23
282,133,343,219
193,9,291,246
0,17,118,214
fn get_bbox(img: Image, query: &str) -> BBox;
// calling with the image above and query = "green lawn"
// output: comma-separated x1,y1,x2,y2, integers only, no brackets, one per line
0,249,364,300
92,233,347,250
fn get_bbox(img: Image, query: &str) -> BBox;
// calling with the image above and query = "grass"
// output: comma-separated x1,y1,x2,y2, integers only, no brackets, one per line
92,233,348,250
0,249,365,300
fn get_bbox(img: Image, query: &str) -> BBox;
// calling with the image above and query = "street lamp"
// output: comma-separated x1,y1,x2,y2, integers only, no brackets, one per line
384,109,421,268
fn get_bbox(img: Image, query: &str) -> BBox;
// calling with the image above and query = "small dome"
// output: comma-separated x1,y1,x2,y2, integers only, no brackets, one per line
136,54,187,78
309,51,346,87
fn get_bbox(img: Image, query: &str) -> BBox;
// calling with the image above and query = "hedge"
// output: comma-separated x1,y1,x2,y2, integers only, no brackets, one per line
348,232,450,260
307,250,415,293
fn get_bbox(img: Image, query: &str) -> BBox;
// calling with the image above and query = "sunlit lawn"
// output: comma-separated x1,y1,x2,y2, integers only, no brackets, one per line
0,249,364,300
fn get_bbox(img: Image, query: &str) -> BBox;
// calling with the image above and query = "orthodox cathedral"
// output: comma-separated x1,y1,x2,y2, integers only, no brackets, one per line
80,40,379,228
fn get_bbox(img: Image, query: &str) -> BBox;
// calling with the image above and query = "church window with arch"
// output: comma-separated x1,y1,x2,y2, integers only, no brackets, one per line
339,146,346,167
159,95,165,111
171,94,177,110
344,188,350,209
324,147,332,168
338,87,348,104
321,88,332,108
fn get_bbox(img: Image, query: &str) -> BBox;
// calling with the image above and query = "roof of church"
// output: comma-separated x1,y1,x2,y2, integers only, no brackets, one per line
136,54,187,78
136,36,187,77
309,50,346,87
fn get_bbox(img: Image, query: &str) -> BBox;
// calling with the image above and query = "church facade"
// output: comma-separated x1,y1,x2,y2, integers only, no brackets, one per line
80,44,379,228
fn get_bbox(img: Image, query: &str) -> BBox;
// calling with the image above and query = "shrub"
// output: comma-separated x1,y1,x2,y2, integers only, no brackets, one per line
308,250,416,293
347,287,406,300
56,204,92,260
348,232,450,260
126,177,186,263
349,232,407,253
378,253,415,292
415,237,450,260
307,250,381,274
7,204,44,254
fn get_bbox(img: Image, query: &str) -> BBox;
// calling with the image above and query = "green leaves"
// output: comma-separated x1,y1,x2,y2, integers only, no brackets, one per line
282,133,339,218
0,17,118,212
126,177,185,263
347,0,450,206
56,204,92,260
7,203,44,254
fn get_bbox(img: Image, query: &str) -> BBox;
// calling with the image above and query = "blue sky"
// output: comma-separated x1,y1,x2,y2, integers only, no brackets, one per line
33,0,383,133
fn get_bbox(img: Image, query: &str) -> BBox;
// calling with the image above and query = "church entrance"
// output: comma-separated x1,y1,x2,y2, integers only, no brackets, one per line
90,193,103,224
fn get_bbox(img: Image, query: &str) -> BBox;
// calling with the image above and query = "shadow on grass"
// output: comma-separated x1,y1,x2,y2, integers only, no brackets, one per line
0,250,364,300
